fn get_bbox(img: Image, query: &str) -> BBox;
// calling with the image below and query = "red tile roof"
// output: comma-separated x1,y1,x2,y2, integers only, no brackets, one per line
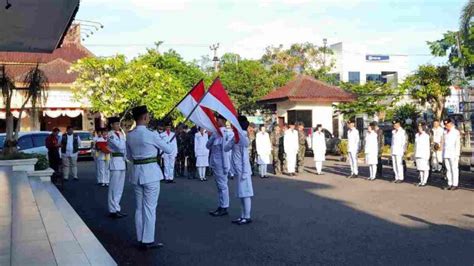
0,42,93,64
15,59,76,84
259,75,355,103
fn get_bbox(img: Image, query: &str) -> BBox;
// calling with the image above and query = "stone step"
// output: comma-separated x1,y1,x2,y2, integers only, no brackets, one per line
29,177,91,266
0,169,12,266
9,171,57,266
42,180,116,266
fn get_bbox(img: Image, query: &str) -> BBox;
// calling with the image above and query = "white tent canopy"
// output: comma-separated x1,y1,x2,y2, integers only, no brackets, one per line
0,0,80,53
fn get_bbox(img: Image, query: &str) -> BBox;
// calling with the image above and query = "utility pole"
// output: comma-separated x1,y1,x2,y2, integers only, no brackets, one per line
210,43,220,72
322,38,327,69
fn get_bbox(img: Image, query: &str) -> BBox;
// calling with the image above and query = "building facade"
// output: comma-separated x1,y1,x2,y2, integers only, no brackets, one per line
329,42,409,86
0,24,96,133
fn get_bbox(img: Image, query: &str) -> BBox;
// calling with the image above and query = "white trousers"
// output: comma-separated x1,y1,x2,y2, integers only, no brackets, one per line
369,164,377,179
163,154,176,180
392,155,404,181
419,170,429,185
134,181,160,244
314,161,323,174
214,166,229,208
62,155,78,180
259,164,268,177
108,170,125,213
286,153,297,173
240,197,251,219
97,160,110,184
348,152,358,175
197,167,206,179
444,157,459,187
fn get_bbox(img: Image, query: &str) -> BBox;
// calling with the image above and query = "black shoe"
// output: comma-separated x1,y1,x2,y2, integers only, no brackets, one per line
353,175,358,178
237,218,252,225
97,183,102,186
73,178,79,181
346,175,352,178
139,242,164,250
109,212,127,219
450,186,458,191
232,218,243,224
391,179,398,183
416,183,422,187
443,186,452,190
117,211,128,217
209,207,228,217
395,180,403,184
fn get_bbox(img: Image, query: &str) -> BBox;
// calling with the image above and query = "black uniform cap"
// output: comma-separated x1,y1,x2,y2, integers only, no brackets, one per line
392,119,402,125
107,116,120,125
443,118,453,125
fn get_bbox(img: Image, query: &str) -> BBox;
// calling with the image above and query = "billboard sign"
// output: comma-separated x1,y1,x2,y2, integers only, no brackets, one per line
366,55,390,61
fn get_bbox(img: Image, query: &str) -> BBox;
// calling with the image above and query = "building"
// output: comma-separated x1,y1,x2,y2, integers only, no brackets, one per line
258,75,355,137
0,24,96,132
329,42,409,86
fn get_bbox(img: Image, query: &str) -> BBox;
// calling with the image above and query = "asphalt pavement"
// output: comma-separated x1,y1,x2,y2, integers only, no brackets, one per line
59,158,474,265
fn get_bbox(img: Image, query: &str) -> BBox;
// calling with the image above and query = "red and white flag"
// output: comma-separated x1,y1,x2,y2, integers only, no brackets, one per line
177,80,220,134
199,78,244,141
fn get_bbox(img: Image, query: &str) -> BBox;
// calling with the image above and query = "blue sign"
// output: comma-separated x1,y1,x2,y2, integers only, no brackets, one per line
366,55,390,61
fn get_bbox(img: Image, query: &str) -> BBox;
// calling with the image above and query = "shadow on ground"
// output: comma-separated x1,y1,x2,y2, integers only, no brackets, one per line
60,161,474,266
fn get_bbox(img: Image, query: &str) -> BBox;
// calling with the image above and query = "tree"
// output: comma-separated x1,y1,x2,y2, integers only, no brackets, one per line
218,55,275,114
70,55,185,120
401,65,450,121
335,81,402,118
461,0,474,38
1,65,48,155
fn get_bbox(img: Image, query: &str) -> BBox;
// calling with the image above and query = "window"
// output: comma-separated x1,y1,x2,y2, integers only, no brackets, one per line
366,74,382,82
17,136,34,150
287,110,312,128
32,134,48,148
348,72,360,84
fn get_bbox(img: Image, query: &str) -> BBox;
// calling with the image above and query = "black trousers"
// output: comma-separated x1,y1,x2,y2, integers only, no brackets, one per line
48,150,61,172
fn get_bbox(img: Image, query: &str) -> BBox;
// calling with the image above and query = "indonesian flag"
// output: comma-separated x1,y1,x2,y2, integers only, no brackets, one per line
199,78,244,142
177,80,220,134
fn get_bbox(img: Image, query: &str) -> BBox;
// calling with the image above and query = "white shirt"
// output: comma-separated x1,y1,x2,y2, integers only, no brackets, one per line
63,134,80,157
159,131,177,156
415,132,430,159
432,126,444,144
126,125,172,185
108,130,127,170
442,128,461,159
364,131,378,155
283,129,299,154
194,132,209,157
391,128,407,156
347,128,360,153
256,131,272,156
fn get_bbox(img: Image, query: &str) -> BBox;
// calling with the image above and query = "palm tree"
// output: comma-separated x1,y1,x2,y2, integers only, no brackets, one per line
460,0,474,37
1,64,48,156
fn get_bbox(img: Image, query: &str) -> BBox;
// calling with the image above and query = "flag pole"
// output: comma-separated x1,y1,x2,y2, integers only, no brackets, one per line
167,77,219,143
159,78,204,121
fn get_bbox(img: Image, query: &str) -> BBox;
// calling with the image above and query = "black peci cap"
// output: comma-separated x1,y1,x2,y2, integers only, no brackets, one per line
132,105,148,120
392,119,401,125
107,116,120,125
443,118,453,125
369,121,377,127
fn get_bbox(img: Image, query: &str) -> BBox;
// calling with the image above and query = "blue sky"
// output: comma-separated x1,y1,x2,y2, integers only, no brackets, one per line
76,0,467,71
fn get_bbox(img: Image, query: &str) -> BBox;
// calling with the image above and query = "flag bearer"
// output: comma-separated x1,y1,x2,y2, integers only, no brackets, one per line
346,119,360,178
224,116,254,225
391,120,407,183
414,122,431,187
126,105,172,250
442,118,461,191
284,121,299,176
194,127,210,181
96,129,111,187
107,117,127,218
256,125,272,178
364,122,379,180
160,123,178,183
207,115,234,217
312,124,326,175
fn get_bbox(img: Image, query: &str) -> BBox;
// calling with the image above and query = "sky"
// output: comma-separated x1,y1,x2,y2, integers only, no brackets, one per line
76,0,467,71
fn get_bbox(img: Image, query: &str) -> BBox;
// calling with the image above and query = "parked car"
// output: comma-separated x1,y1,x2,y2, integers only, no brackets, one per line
75,131,94,158
0,131,50,156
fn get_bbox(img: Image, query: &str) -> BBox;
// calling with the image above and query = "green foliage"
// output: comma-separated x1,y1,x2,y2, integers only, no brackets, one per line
392,103,420,143
0,152,48,170
218,57,275,114
33,154,49,170
401,65,450,120
335,82,402,116
338,139,348,156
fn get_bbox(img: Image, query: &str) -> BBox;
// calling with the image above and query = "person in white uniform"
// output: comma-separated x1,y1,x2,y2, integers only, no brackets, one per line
391,120,407,183
207,115,234,217
107,117,128,218
160,124,177,183
442,118,461,191
312,124,326,175
430,119,444,173
225,125,235,180
414,122,431,187
194,127,210,181
284,122,299,176
346,119,360,178
256,125,272,178
126,105,172,250
95,129,110,187
225,115,254,225
364,122,379,180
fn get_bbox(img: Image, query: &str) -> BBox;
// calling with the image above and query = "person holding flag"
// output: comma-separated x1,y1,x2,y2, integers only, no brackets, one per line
107,117,127,218
160,123,178,183
95,129,111,187
224,115,254,225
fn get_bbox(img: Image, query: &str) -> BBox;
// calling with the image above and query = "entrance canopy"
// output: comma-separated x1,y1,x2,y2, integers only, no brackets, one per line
0,0,80,53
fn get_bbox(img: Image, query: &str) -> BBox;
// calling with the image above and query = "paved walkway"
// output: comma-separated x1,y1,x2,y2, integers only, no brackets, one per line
60,159,474,265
